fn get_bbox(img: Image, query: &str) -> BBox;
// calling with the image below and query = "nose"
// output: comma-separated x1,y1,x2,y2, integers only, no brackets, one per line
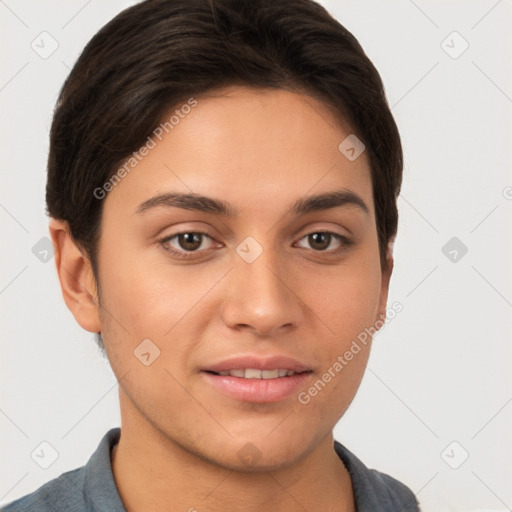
220,243,304,337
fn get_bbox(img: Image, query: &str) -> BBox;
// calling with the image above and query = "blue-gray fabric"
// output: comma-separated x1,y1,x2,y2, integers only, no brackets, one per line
1,427,419,511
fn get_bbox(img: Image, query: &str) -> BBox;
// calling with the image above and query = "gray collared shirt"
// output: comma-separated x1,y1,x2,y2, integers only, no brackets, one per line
1,427,419,511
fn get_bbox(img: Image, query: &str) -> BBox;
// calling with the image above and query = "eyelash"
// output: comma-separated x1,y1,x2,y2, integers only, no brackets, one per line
159,231,353,260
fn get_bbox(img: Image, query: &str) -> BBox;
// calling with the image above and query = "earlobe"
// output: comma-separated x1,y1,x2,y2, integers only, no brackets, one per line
49,219,101,333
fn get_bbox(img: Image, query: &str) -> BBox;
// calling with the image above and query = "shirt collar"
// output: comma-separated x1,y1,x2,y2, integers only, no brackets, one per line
84,427,126,511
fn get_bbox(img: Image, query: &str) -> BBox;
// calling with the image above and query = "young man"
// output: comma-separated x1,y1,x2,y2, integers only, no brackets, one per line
2,0,420,510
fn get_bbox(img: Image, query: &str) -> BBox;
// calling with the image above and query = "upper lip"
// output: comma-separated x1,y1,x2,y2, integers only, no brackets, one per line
202,355,313,373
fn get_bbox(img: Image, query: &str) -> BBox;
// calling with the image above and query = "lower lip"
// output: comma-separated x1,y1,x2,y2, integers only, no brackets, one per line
201,371,312,403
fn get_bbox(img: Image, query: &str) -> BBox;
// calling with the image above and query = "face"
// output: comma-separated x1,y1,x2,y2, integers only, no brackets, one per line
90,86,391,470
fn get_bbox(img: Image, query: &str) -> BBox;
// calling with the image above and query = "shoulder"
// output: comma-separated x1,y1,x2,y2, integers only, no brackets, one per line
1,466,86,512
334,440,420,512
1,427,123,512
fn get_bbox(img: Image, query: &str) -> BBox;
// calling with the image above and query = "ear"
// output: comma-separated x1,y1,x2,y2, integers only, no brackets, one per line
375,239,394,327
49,218,101,333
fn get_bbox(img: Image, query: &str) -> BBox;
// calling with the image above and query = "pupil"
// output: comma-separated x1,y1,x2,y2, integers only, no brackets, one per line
180,233,201,250
309,232,330,250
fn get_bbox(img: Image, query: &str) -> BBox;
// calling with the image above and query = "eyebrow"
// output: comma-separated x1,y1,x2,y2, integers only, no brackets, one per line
135,189,369,217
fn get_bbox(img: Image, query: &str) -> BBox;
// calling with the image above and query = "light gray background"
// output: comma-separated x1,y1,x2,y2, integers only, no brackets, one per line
1,1,511,510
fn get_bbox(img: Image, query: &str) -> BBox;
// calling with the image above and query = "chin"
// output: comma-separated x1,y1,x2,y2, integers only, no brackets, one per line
218,448,304,473
198,434,313,473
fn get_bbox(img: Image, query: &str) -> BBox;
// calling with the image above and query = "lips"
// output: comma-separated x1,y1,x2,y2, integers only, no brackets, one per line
201,354,313,403
203,355,312,374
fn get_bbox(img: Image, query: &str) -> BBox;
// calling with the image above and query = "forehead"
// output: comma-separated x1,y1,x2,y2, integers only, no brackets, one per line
103,86,374,219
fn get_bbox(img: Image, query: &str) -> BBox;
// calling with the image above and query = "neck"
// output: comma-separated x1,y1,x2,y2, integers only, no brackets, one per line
111,425,355,512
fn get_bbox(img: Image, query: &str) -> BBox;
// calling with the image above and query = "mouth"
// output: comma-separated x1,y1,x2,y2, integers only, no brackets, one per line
201,356,313,403
205,368,309,379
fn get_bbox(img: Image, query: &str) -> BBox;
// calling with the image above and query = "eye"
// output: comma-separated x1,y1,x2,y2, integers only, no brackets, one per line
160,232,218,259
295,232,352,253
159,230,353,261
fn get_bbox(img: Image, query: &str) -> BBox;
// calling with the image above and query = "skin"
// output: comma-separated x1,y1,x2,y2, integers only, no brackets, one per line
50,86,393,512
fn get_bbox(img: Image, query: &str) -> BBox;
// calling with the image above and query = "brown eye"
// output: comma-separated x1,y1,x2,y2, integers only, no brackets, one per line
308,232,331,251
160,231,217,259
296,231,353,255
178,232,203,251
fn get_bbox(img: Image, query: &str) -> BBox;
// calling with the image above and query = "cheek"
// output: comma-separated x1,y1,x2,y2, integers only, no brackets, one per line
96,248,222,366
97,243,181,327
303,257,383,344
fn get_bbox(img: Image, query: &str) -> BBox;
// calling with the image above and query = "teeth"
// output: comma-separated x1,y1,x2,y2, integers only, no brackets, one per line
215,369,297,379
245,368,262,379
